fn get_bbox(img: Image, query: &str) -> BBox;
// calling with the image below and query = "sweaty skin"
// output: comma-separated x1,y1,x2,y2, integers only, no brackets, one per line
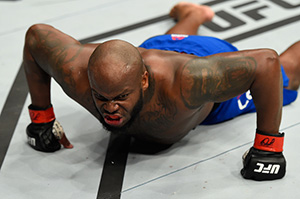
23,3,300,146
23,23,281,144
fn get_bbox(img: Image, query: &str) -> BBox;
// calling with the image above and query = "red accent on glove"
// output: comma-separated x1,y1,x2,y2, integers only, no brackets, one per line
253,132,284,152
29,106,55,123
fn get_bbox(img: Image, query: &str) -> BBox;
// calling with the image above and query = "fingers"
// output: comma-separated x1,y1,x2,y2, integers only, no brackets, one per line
59,133,74,149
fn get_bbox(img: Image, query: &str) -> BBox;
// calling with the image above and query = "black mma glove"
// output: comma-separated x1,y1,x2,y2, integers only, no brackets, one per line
241,130,286,181
26,104,73,152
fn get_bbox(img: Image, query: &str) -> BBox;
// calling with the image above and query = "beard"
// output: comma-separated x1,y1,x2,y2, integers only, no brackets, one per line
99,90,143,135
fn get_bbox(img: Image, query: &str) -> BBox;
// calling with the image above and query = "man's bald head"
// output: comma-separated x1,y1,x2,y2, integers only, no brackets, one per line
88,40,145,87
87,40,149,134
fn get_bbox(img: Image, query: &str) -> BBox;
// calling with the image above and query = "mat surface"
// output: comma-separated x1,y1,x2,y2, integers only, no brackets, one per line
1,0,300,198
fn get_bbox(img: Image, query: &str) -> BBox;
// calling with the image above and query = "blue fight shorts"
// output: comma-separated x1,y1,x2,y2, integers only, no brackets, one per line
140,34,238,56
139,34,298,125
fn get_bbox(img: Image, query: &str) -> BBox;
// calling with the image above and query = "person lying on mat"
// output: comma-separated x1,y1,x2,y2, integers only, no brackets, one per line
23,2,299,181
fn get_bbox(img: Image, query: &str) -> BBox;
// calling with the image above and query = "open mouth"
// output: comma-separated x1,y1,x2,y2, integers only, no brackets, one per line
104,115,123,126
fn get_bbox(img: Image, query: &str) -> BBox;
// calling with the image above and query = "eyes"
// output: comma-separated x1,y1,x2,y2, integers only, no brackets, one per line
93,91,129,102
118,94,129,100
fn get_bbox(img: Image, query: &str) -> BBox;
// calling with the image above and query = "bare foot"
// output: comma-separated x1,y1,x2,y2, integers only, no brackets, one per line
169,2,215,23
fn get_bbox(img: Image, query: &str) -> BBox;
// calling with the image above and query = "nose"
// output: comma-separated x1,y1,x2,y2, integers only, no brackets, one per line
103,101,119,114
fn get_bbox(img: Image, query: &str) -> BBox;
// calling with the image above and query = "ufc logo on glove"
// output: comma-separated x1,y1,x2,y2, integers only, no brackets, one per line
254,163,281,174
241,130,286,181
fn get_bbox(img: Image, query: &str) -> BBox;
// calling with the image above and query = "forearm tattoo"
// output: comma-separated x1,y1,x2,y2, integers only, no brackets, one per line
180,56,257,109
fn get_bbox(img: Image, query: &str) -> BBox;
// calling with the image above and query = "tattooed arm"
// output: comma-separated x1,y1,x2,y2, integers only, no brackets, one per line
180,49,283,134
23,24,99,117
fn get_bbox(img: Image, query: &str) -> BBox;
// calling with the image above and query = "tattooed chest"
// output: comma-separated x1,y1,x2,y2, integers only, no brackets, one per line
137,96,178,133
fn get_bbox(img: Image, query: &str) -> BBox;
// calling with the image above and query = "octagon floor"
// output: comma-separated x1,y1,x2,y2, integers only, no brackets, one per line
1,0,300,199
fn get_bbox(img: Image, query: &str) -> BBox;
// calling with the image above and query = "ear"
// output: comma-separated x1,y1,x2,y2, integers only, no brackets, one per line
141,71,149,91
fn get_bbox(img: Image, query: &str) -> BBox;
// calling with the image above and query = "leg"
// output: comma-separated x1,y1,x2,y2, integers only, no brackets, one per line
165,2,214,35
280,41,300,90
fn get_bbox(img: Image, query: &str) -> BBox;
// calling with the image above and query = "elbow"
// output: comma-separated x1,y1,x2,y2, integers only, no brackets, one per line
256,49,282,84
262,49,280,68
259,49,281,74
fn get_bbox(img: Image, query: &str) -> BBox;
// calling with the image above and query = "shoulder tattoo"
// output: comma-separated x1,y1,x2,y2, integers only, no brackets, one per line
180,56,257,109
35,29,84,91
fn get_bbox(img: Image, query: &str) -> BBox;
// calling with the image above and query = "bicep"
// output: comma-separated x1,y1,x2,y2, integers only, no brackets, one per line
27,24,82,71
180,51,257,109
